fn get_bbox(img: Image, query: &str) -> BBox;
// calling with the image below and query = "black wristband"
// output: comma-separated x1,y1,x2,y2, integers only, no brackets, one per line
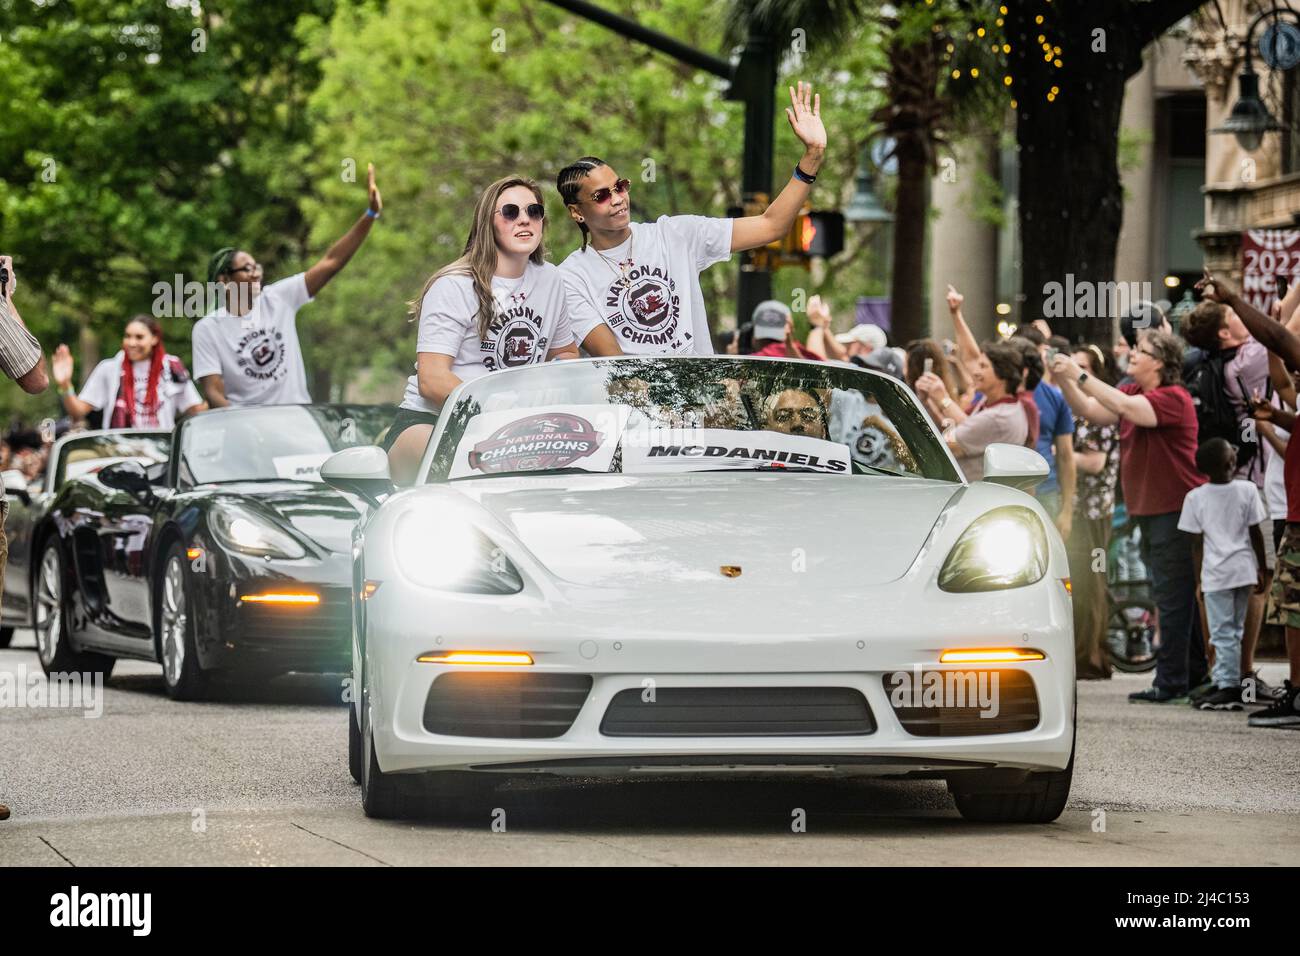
793,164,817,185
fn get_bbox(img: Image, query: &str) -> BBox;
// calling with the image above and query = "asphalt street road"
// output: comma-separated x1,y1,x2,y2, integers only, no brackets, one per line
1,630,1296,866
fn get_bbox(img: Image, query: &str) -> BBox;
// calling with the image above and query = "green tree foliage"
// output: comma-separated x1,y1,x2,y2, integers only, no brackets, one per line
301,0,884,396
0,0,334,421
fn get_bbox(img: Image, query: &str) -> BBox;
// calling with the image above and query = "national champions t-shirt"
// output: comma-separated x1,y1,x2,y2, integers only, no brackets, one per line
559,214,732,355
191,273,313,406
79,351,203,430
400,261,575,413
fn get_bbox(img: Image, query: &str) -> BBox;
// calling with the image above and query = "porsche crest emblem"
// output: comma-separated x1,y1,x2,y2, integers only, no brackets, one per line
720,566,742,578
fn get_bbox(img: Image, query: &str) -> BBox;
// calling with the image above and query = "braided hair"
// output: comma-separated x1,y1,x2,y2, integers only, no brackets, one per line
207,247,238,284
556,156,608,251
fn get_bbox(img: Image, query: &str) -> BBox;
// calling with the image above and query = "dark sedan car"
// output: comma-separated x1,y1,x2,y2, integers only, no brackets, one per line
31,403,393,699
2,428,171,646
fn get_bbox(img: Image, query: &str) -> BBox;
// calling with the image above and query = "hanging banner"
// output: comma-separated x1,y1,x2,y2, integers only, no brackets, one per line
1241,229,1300,315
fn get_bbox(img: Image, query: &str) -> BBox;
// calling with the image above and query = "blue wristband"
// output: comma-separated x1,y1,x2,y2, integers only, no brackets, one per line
793,164,817,185
365,207,380,219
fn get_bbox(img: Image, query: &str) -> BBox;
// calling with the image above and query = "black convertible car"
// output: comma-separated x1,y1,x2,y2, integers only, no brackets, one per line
29,403,393,699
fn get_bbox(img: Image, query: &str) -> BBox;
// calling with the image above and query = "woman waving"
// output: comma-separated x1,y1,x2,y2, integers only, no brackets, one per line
53,316,205,430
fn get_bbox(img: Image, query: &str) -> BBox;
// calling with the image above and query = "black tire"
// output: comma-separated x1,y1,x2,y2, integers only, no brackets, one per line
0,626,13,648
359,689,492,818
951,756,1074,823
951,692,1076,824
156,542,209,701
348,702,362,785
33,539,115,677
360,701,407,819
1107,598,1159,674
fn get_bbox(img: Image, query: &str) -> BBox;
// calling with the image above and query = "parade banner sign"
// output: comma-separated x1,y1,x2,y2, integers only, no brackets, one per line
1241,229,1300,314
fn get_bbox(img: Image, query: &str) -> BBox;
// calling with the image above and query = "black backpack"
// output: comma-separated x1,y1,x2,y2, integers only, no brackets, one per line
1183,347,1257,469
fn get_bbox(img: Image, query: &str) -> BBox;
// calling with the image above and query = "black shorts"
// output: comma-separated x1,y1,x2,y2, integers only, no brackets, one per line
380,406,439,451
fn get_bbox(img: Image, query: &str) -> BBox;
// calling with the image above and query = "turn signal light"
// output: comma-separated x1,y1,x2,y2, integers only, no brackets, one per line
1061,577,1072,594
416,651,534,665
939,648,1046,663
240,592,320,605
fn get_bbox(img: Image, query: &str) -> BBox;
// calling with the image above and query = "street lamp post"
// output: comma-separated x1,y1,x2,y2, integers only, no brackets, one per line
1211,9,1299,152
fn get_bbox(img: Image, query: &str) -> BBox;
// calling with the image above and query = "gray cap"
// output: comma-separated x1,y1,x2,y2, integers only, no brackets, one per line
751,300,792,342
855,347,905,380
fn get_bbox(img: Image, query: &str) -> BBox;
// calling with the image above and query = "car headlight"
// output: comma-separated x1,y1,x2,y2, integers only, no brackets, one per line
393,505,523,594
938,506,1048,592
211,502,306,560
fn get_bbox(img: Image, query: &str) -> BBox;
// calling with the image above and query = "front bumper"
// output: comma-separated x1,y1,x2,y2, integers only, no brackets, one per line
364,584,1075,778
190,548,353,673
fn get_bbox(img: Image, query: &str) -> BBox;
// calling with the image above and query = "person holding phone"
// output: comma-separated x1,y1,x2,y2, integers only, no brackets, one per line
556,82,827,355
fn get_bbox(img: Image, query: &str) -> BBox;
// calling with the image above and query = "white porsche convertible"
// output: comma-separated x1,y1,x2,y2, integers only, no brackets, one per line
323,356,1074,822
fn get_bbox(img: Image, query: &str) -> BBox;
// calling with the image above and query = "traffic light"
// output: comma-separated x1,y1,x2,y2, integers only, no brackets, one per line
798,210,845,258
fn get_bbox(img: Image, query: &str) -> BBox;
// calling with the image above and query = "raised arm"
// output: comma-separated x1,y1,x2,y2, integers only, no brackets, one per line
730,83,826,253
51,345,95,420
805,296,847,361
944,285,981,374
304,164,382,298
1198,271,1300,372
1050,354,1133,427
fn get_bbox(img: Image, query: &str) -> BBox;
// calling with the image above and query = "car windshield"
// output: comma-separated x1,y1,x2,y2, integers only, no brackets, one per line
56,432,171,489
178,405,392,486
425,357,959,483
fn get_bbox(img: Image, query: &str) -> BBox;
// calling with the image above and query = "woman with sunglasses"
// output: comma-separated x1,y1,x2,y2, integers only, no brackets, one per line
556,82,828,356
385,176,621,485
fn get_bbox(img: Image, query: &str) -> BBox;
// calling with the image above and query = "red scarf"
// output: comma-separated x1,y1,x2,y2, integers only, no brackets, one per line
111,341,166,429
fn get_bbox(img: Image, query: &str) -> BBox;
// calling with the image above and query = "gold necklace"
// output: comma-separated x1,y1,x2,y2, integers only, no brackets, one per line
594,229,634,289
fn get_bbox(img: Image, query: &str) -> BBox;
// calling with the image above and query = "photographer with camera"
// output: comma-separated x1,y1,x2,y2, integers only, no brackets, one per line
0,254,51,823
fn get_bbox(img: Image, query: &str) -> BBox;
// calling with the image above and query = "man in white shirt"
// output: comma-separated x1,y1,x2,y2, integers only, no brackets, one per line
556,82,828,356
193,164,383,407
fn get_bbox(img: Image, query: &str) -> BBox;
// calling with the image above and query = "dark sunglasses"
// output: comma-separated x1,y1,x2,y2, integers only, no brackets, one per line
586,179,631,205
498,203,545,222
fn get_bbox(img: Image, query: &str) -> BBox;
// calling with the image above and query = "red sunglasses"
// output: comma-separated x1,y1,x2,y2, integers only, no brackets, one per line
586,179,631,205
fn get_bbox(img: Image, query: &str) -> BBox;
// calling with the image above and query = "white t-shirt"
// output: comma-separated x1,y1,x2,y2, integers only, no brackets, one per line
1264,424,1290,519
400,261,575,413
1177,479,1267,592
79,351,203,430
558,214,732,355
191,273,313,407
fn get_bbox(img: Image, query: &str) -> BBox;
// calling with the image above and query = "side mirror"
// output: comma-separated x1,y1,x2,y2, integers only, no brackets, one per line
2,469,31,506
321,446,395,508
981,443,1049,492
98,459,155,500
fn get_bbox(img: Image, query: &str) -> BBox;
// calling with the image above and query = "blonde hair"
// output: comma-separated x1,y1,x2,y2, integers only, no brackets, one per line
408,176,546,339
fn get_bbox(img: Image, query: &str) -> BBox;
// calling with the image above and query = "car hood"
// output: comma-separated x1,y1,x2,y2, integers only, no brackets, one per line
206,481,361,555
449,473,962,589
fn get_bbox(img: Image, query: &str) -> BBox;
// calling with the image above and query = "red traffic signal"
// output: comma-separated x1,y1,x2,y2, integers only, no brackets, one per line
797,211,845,258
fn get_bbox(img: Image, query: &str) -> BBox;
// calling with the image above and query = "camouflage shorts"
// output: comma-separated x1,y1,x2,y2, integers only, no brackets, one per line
1266,523,1300,629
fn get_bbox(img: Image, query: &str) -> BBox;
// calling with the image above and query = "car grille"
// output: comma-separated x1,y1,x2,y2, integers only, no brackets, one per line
600,686,875,737
422,672,593,739
883,668,1040,736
